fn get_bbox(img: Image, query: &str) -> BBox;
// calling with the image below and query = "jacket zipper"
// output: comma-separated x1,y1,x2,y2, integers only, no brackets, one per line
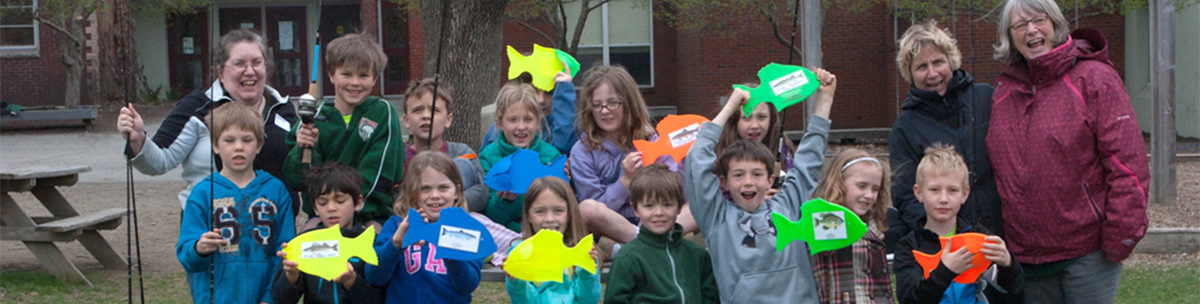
666,233,686,304
1082,183,1106,222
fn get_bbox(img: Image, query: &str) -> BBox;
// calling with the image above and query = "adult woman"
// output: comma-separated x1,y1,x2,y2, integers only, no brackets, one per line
117,29,298,210
988,0,1148,302
888,21,1002,248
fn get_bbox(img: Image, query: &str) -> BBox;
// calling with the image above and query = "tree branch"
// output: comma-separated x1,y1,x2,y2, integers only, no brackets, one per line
506,13,558,47
587,0,614,12
35,17,83,45
761,6,802,62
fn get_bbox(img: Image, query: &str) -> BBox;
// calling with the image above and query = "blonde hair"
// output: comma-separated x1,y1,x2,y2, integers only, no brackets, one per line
521,177,589,247
813,148,890,230
993,0,1071,62
494,82,544,131
393,151,467,217
915,143,970,189
896,20,963,84
325,33,388,77
209,103,264,145
576,65,654,150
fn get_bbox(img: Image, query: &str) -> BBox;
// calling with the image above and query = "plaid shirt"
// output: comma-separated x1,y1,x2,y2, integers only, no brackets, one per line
811,225,894,304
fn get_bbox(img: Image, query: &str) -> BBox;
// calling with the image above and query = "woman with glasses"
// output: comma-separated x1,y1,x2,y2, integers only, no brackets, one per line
987,0,1149,302
117,29,299,212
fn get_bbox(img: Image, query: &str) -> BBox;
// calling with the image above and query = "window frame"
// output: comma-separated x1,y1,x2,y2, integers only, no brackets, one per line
572,1,654,88
0,0,39,53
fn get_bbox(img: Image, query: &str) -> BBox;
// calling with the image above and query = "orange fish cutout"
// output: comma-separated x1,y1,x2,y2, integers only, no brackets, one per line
912,232,994,284
632,115,710,166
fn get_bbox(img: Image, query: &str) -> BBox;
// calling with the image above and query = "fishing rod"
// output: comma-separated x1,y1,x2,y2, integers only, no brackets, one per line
426,0,450,150
121,0,146,301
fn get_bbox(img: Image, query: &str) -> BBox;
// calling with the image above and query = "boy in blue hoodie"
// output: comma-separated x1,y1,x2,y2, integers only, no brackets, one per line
177,103,296,304
272,161,382,304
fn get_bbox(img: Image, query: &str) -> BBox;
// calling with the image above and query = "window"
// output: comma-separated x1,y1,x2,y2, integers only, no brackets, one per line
565,0,653,87
0,0,38,51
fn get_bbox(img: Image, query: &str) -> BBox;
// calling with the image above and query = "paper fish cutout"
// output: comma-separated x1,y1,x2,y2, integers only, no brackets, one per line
402,207,497,261
283,225,379,281
503,230,596,283
632,114,710,166
507,44,582,92
773,198,868,254
484,149,569,194
733,63,820,118
913,232,995,284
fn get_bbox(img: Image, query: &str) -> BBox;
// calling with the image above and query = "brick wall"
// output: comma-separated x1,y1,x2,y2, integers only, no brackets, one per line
0,22,72,107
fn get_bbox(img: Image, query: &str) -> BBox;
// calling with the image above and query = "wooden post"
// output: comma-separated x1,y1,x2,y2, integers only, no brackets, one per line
801,0,822,125
1149,0,1178,205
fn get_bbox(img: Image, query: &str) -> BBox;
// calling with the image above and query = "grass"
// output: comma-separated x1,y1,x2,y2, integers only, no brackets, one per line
2,263,1194,303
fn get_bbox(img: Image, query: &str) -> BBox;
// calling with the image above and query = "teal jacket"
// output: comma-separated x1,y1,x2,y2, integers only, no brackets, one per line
604,224,720,304
284,96,404,224
505,239,603,304
479,134,562,231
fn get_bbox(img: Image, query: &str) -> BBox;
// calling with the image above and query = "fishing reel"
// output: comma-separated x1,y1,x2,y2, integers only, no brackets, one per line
297,94,319,164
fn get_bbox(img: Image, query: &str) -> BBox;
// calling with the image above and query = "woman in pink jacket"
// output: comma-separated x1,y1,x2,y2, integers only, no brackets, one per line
988,0,1149,303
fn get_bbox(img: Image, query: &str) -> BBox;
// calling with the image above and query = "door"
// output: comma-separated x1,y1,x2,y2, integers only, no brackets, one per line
319,3,363,97
265,6,308,97
218,7,261,36
166,10,209,97
381,1,410,95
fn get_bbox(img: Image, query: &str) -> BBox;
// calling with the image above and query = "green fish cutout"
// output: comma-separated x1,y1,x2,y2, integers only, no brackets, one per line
772,198,867,254
507,44,581,92
732,63,820,117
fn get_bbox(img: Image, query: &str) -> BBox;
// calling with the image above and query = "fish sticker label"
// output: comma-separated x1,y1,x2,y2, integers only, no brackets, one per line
812,211,848,241
301,240,340,259
769,69,809,98
438,225,481,253
668,123,702,148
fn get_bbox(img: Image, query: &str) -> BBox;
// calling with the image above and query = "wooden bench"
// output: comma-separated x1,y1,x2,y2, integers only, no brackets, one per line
1,166,127,287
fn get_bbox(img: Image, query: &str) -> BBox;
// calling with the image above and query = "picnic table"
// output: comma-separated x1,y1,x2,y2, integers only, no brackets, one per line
0,166,127,286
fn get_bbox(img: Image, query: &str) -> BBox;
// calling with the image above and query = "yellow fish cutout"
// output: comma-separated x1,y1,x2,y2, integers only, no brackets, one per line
506,44,581,92
503,230,596,283
283,225,379,281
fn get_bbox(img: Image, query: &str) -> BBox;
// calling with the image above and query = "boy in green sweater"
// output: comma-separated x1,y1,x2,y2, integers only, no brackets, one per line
285,33,403,230
604,164,720,304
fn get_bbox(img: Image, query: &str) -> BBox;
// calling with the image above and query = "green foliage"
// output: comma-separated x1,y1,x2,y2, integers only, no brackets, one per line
877,0,1200,23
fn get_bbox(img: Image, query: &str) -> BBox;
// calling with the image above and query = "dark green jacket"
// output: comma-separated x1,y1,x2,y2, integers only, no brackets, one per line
478,133,561,231
284,96,403,223
604,224,720,304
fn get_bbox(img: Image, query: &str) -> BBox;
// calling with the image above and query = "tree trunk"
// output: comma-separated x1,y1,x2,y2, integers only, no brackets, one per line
420,0,509,150
61,8,86,109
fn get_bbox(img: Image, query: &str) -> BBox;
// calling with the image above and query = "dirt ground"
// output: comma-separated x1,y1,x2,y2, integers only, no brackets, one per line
2,103,1197,275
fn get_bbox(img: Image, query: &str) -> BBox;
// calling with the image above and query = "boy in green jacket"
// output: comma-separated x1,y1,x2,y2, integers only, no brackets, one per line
604,164,720,304
285,33,403,230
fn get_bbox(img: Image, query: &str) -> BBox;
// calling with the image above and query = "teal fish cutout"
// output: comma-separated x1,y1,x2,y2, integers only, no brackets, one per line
733,63,819,117
772,198,867,254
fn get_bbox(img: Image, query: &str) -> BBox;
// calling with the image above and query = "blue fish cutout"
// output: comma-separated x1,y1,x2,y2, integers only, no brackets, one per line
484,149,569,194
401,207,497,261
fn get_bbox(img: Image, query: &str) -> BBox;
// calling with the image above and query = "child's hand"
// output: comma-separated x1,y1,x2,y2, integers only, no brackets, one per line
334,262,357,289
296,123,320,147
981,235,1012,267
276,242,300,285
195,229,228,255
940,245,975,274
554,60,574,83
620,152,644,188
117,104,145,145
499,190,518,201
812,68,836,119
564,157,572,181
391,216,410,249
714,88,751,127
589,248,603,269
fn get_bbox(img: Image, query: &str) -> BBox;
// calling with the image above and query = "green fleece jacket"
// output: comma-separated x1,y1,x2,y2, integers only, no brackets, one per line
284,96,403,224
604,224,720,304
478,134,561,231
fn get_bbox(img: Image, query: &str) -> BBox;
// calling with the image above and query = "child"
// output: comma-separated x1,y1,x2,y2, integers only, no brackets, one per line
284,33,404,229
809,148,894,303
714,89,798,192
272,162,382,304
481,58,578,155
505,176,603,304
895,144,1022,304
177,103,295,304
685,68,836,304
604,165,720,304
365,151,482,304
479,82,563,231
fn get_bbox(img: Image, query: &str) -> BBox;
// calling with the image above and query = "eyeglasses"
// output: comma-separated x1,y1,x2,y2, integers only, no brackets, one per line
227,59,265,72
591,101,622,113
1010,17,1049,32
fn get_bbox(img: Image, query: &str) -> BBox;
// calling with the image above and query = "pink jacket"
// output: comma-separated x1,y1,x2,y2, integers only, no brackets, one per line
987,29,1149,264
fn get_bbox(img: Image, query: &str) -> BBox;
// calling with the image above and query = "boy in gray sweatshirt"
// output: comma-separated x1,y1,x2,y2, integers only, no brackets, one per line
684,68,837,304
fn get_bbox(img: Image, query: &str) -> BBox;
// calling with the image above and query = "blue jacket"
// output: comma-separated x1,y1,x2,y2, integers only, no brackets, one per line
481,81,578,155
365,215,483,304
177,170,296,304
505,239,603,304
